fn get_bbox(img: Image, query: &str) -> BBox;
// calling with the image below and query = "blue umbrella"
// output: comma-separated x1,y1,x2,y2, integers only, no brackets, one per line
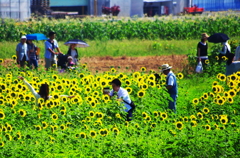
26,33,47,40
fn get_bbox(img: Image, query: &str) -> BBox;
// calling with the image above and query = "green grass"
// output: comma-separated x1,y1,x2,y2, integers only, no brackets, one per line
1,37,240,59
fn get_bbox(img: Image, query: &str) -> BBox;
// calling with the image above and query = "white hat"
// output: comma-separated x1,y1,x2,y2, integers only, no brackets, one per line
67,56,73,60
21,35,27,39
161,64,172,72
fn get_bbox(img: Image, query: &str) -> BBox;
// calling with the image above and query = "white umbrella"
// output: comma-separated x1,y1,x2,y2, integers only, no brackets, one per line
64,39,89,47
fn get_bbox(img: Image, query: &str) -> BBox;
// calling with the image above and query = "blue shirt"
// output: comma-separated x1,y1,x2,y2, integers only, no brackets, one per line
16,43,28,61
166,71,178,95
44,39,59,59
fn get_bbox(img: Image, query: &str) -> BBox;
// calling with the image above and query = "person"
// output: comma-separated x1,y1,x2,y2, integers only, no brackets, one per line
16,36,29,68
197,33,209,66
161,64,178,113
27,39,38,70
104,79,133,121
233,45,240,61
219,41,231,60
18,76,74,107
44,31,63,70
67,44,79,65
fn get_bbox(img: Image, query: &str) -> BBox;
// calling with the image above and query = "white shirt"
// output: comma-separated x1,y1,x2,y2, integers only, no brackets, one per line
220,42,231,55
70,49,78,64
167,71,174,86
109,87,132,112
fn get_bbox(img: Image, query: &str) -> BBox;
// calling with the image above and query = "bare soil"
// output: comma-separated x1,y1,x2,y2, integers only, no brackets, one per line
2,55,189,73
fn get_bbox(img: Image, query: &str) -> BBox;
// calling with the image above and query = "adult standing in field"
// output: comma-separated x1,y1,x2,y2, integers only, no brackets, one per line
104,79,134,121
197,33,209,66
161,64,178,113
27,39,39,70
219,41,231,60
67,44,79,65
16,36,29,68
44,31,62,70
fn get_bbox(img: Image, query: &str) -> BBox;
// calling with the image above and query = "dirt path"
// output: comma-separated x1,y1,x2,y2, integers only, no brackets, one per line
79,55,188,72
2,55,188,73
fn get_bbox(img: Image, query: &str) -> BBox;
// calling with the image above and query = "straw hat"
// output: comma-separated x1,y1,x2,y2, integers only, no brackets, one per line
161,64,172,72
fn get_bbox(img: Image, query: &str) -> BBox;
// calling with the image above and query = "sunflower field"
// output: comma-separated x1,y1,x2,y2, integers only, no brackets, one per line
0,59,239,157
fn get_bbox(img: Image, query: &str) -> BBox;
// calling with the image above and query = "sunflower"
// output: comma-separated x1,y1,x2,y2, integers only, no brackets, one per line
51,113,58,121
205,59,210,64
110,68,117,73
5,133,12,141
89,101,97,108
142,112,148,119
177,73,184,79
222,56,228,61
219,74,226,82
192,98,199,104
216,98,225,105
0,111,5,119
16,132,22,140
90,130,97,138
228,97,234,104
35,125,42,131
96,112,104,119
205,125,211,131
183,117,189,122
220,117,228,125
146,116,151,122
115,113,121,119
99,129,108,137
79,132,86,139
153,111,159,117
112,127,120,135
60,124,66,130
42,121,48,129
137,90,145,98
161,112,168,120
175,121,183,130
215,56,219,60
125,87,132,94
190,121,197,127
140,67,146,72
190,115,197,121
140,83,148,90
197,112,204,119
125,121,129,127
132,72,141,79
18,109,26,117
12,55,17,60
228,89,236,97
203,93,208,99
202,107,210,114
89,111,95,118
0,58,3,64
151,123,157,128
148,80,156,87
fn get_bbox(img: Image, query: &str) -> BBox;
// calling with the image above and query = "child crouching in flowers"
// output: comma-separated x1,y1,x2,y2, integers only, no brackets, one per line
18,76,75,107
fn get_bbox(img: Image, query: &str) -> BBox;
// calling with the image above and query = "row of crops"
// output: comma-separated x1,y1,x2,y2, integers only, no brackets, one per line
0,58,239,157
0,15,240,41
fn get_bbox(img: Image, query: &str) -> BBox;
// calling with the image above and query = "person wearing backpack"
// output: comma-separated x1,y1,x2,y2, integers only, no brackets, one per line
44,31,63,70
104,79,135,121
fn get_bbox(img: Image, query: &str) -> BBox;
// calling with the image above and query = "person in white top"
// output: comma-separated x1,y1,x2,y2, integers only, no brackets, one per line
104,79,133,121
18,76,74,107
67,44,79,65
233,46,240,61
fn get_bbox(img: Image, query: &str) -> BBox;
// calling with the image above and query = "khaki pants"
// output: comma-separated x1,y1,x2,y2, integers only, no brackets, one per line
45,58,57,69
